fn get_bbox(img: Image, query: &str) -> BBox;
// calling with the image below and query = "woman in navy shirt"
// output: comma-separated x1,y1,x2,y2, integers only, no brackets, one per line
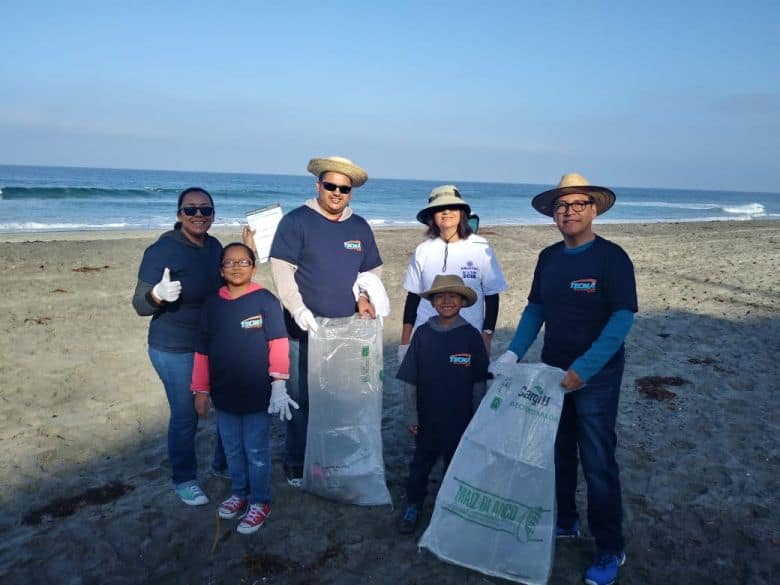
133,187,243,506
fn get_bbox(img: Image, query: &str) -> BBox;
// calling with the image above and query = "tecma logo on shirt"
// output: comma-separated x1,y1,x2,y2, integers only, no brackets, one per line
343,240,362,251
449,353,472,366
570,278,597,293
240,314,263,329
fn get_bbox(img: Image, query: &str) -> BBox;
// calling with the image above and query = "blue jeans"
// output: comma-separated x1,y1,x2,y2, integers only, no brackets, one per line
217,409,272,504
148,347,225,485
555,365,625,554
284,337,309,469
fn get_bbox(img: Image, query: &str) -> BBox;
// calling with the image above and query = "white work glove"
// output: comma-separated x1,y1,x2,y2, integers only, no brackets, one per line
152,267,181,303
268,380,299,421
293,306,319,333
397,344,409,364
488,350,519,375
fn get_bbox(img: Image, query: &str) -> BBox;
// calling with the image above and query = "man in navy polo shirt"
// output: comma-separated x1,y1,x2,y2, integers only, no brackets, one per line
493,173,637,585
269,156,383,486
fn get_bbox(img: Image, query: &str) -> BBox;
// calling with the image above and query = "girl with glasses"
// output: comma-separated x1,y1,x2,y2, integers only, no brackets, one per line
191,243,297,534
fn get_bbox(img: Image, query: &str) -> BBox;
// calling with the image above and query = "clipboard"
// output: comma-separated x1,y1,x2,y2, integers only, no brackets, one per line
245,204,283,263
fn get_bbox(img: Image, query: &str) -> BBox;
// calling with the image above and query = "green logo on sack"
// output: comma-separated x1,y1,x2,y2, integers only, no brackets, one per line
442,478,549,542
490,397,502,410
507,384,558,422
361,346,369,357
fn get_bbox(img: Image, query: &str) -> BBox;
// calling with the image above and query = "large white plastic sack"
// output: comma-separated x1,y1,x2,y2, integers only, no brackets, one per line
302,315,391,506
418,362,566,584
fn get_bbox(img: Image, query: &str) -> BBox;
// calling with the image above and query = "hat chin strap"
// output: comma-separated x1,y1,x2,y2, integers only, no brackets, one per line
441,229,459,271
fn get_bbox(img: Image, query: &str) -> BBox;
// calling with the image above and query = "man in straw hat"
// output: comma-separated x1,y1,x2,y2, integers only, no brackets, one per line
492,173,637,585
269,156,383,487
396,274,489,534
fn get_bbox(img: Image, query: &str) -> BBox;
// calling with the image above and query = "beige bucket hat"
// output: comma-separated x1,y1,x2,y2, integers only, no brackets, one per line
307,156,368,188
420,274,477,307
532,173,616,217
416,185,472,224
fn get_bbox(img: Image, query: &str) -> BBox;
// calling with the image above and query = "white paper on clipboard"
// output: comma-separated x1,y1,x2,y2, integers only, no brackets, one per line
246,204,283,263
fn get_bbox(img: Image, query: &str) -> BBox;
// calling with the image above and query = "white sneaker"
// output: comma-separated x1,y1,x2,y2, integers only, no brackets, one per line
174,482,209,506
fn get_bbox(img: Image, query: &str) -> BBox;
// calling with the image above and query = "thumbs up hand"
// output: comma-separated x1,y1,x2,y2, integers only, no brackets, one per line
152,267,182,303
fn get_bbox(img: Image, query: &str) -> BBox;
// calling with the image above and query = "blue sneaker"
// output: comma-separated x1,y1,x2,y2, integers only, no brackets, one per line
556,518,581,538
398,504,420,534
174,482,209,506
584,551,626,585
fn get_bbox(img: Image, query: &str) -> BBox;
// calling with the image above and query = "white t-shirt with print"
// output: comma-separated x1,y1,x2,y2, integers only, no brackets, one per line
402,234,508,332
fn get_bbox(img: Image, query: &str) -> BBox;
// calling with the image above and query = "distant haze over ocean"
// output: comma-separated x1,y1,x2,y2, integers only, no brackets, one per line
1,165,778,233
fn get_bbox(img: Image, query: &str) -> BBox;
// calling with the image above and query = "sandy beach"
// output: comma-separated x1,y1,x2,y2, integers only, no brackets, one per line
0,220,778,584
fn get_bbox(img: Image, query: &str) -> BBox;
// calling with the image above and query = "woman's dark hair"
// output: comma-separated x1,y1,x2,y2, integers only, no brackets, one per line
174,187,215,230
425,206,473,240
220,242,256,265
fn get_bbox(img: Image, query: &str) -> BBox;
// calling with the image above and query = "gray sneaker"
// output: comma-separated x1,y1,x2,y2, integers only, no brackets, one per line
210,467,231,480
284,464,303,488
555,518,581,538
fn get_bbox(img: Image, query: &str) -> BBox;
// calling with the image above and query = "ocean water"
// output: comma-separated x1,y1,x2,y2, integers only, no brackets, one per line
0,165,778,233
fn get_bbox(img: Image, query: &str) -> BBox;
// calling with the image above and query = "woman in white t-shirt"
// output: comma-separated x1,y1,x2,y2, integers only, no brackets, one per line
399,185,508,361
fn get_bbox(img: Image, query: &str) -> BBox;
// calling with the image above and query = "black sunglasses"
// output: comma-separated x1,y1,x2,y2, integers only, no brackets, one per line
179,206,214,217
321,181,352,195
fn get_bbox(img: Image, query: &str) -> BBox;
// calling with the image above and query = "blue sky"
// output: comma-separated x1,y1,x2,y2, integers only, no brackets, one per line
1,1,778,191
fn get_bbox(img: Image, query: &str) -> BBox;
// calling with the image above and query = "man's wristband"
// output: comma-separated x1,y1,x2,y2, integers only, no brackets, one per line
483,329,494,335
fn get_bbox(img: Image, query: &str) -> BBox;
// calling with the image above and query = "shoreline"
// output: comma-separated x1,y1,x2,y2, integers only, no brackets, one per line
0,217,777,243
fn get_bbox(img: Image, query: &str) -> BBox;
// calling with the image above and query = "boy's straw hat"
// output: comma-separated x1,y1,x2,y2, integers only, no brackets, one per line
420,274,477,307
307,156,368,187
532,173,616,217
416,185,472,224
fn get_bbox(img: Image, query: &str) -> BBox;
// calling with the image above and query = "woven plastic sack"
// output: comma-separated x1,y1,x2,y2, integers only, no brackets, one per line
419,362,566,584
302,315,391,506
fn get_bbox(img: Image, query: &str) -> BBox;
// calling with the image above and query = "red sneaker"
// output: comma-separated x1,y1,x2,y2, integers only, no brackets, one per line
237,503,271,534
218,495,247,519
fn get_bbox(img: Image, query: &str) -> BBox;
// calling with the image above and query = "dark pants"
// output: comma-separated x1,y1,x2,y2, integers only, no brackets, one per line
284,337,309,469
406,425,462,506
555,365,625,554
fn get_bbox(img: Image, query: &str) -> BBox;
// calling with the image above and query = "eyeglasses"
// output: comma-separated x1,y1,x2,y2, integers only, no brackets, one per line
553,200,593,214
320,181,352,195
221,259,253,268
179,206,214,217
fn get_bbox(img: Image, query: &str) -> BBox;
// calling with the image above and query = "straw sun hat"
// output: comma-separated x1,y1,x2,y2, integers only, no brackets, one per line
416,185,472,224
307,156,368,188
532,173,616,217
420,274,477,307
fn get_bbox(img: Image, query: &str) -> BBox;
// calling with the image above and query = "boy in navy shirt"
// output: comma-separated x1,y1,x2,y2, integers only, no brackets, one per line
493,173,637,585
396,274,489,534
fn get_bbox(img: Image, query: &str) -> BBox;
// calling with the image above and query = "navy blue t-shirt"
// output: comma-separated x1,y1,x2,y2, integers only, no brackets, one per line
138,230,223,352
397,320,489,439
528,236,637,371
269,206,382,322
195,289,288,414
